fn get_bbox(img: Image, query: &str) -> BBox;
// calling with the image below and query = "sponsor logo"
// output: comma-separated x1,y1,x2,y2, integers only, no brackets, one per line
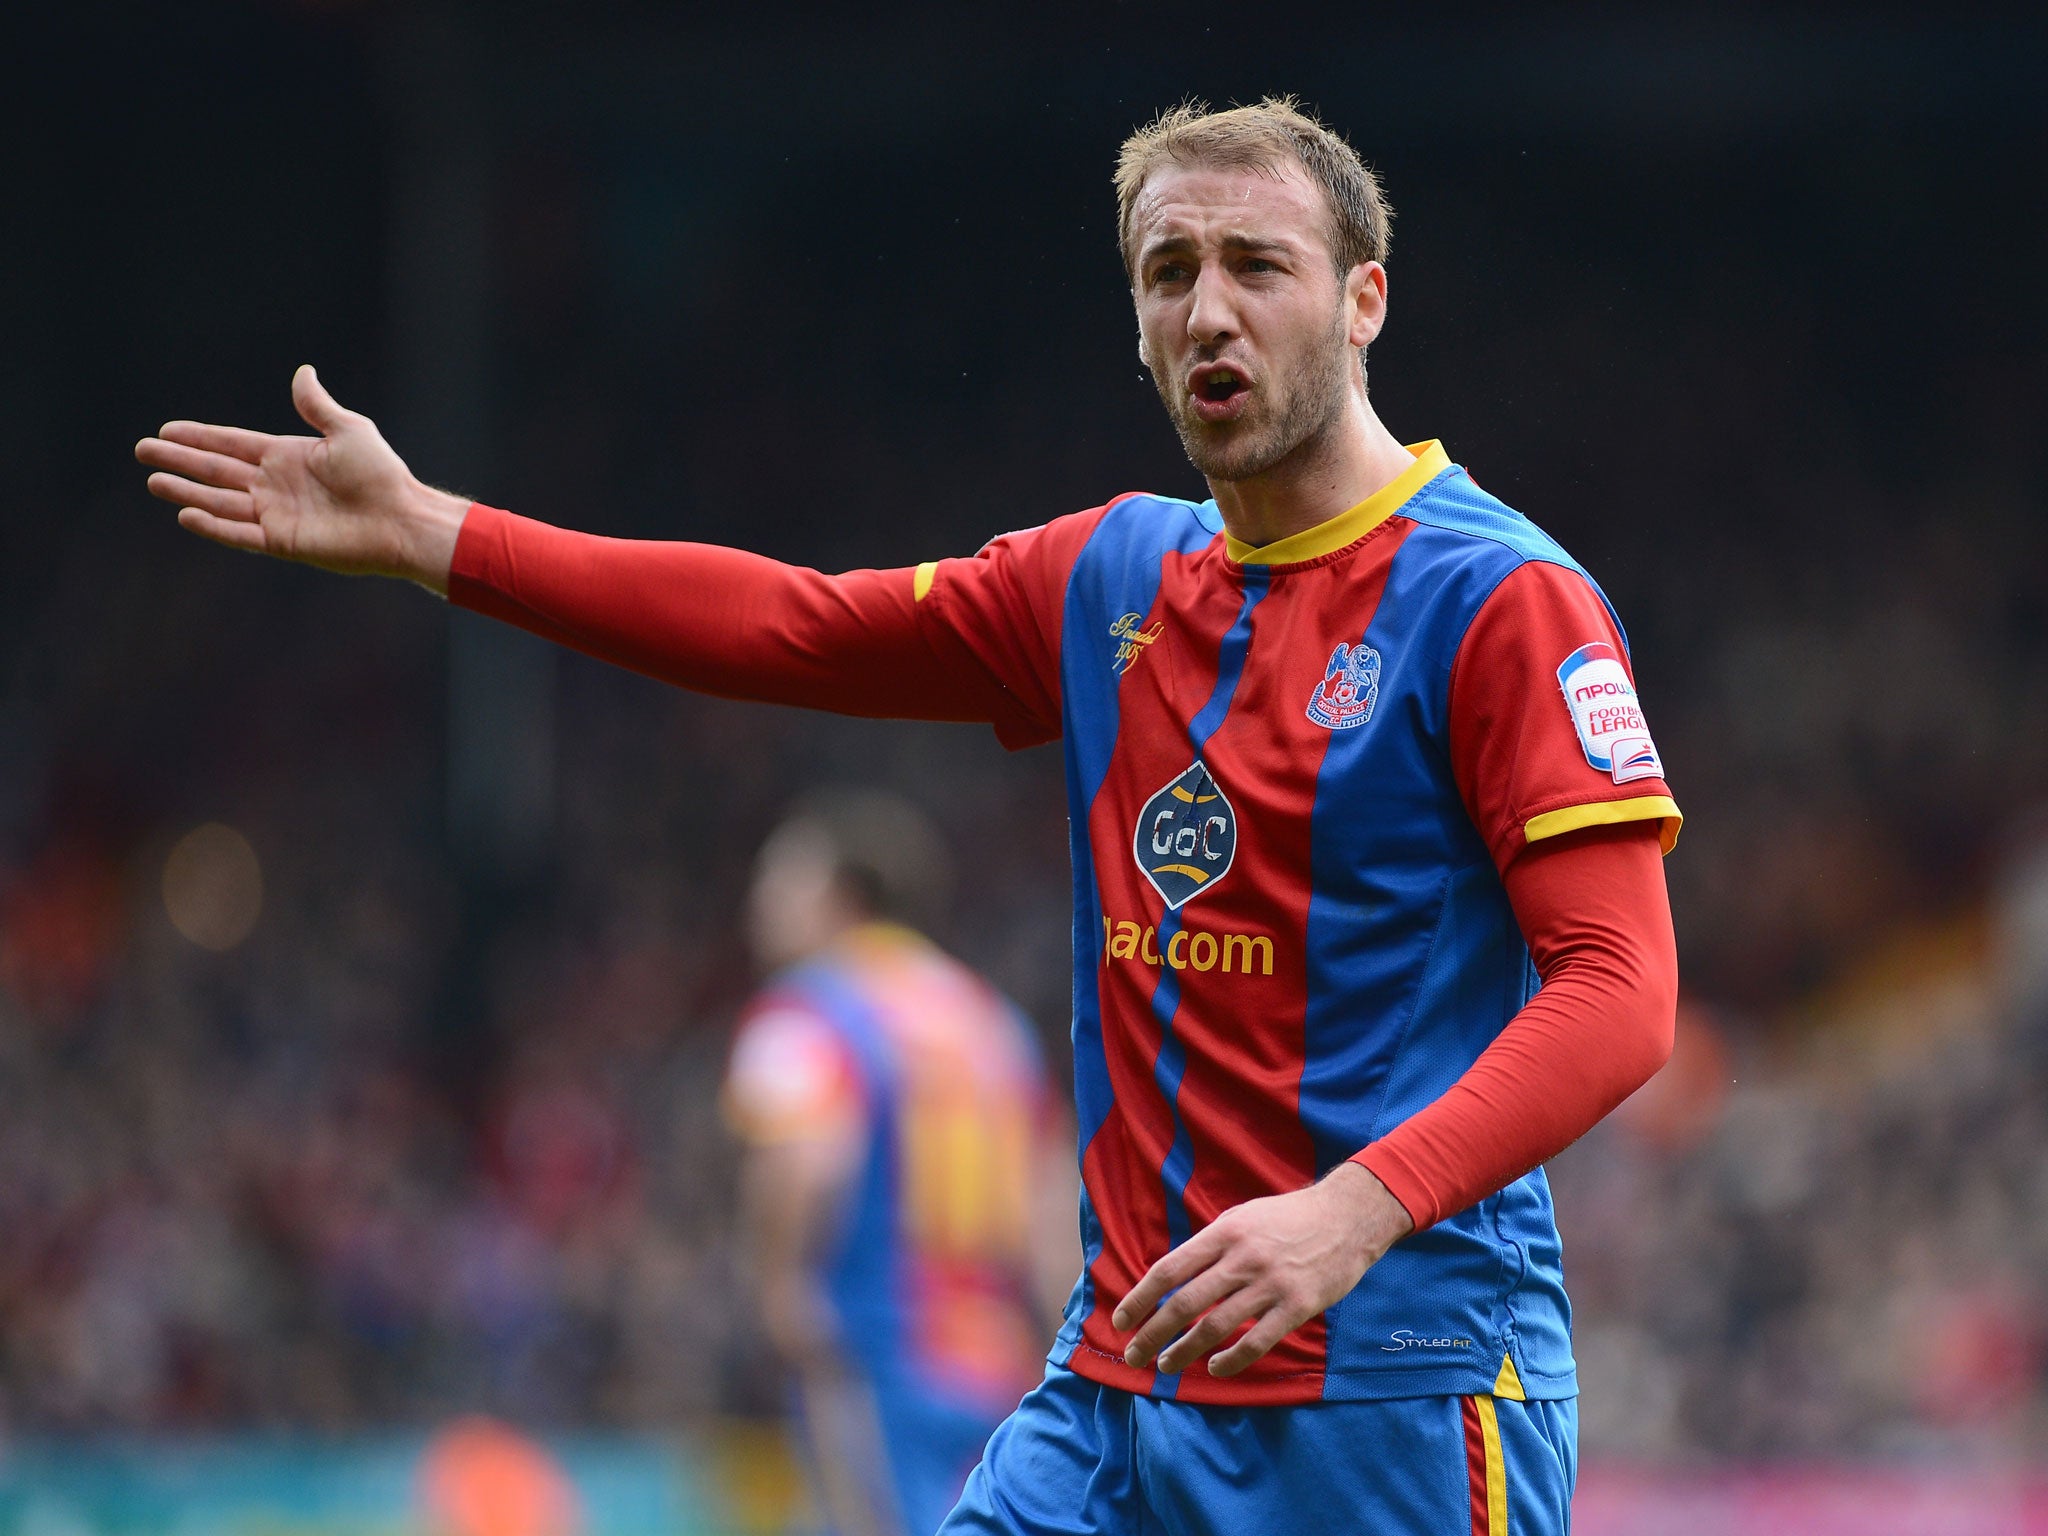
1109,612,1165,676
1556,642,1664,784
1611,735,1660,779
1101,915,1275,976
1306,640,1381,730
1133,761,1237,909
1381,1330,1476,1353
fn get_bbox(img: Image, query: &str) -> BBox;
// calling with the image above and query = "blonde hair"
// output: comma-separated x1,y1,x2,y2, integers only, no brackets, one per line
1114,96,1393,281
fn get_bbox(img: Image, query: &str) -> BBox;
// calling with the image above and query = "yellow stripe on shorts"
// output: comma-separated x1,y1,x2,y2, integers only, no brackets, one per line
1476,1395,1507,1536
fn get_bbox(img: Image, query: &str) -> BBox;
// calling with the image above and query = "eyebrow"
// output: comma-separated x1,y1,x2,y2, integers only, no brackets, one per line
1138,233,1298,267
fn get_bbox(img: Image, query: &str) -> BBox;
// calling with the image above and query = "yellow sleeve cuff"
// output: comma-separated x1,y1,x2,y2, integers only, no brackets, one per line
1523,794,1682,855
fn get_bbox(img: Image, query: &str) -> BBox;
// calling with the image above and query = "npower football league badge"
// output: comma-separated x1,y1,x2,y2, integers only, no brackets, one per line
1557,642,1663,784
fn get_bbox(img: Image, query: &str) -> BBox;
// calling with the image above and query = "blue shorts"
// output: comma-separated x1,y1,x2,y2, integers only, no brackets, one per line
939,1363,1576,1536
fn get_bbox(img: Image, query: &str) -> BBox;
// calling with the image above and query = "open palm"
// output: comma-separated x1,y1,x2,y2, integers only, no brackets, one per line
136,365,461,586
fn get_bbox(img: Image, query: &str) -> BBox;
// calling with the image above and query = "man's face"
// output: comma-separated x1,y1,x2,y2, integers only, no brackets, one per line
745,823,847,971
1129,160,1379,484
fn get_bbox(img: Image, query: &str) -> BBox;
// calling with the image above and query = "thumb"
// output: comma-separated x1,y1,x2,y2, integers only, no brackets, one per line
291,363,350,435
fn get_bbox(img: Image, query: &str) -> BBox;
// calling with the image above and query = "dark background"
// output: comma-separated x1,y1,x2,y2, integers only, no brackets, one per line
3,0,2046,1466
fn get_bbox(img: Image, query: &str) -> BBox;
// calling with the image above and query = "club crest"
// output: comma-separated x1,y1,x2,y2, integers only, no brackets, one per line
1306,641,1381,730
1133,761,1237,910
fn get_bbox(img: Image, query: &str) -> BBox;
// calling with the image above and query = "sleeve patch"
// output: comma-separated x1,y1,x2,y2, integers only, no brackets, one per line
1556,642,1664,785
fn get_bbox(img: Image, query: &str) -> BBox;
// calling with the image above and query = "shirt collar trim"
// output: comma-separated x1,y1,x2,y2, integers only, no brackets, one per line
1223,440,1451,567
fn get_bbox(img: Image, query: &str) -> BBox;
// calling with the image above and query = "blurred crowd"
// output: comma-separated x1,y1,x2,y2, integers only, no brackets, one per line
1558,870,2048,1465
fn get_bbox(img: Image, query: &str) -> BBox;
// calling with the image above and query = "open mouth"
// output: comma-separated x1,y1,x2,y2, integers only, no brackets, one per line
1189,364,1251,420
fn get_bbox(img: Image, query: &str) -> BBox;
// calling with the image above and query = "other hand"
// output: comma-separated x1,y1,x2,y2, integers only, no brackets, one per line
1112,1161,1414,1378
135,365,469,592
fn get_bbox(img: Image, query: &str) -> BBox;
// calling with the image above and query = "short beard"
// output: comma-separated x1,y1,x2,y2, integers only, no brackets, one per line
1149,320,1356,484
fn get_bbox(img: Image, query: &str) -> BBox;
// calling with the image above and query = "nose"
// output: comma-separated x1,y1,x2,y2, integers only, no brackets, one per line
1185,263,1237,348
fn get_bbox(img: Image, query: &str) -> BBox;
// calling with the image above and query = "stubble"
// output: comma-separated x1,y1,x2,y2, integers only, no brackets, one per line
1146,311,1358,485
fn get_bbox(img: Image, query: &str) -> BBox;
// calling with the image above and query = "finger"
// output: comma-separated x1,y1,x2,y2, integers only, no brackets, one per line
177,506,271,554
1206,1306,1307,1378
291,363,350,435
1125,1265,1240,1368
155,420,277,463
145,472,255,521
134,438,257,492
1156,1288,1267,1376
1113,1230,1224,1331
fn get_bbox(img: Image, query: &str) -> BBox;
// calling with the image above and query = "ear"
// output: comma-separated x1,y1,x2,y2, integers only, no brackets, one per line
1345,261,1388,351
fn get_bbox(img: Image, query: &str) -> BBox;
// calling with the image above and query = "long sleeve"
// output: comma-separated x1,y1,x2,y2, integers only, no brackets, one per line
447,502,1022,725
446,501,1110,747
1351,819,1677,1229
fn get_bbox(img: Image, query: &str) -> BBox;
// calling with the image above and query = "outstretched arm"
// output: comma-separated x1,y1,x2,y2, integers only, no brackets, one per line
138,369,1063,736
445,504,1013,724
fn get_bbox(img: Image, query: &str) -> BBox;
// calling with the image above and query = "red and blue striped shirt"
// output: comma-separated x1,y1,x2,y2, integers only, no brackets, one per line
450,439,1680,1407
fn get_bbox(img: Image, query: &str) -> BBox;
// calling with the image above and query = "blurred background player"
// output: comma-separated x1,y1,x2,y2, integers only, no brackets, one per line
722,791,1076,1536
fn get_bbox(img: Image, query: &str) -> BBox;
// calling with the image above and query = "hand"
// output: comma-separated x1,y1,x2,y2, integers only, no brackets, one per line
135,364,470,593
1112,1161,1414,1378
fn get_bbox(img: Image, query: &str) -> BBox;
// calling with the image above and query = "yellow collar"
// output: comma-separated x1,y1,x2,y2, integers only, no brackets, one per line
1224,441,1451,566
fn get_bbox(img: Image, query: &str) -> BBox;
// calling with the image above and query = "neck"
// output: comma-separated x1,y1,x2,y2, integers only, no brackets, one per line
1209,393,1414,552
